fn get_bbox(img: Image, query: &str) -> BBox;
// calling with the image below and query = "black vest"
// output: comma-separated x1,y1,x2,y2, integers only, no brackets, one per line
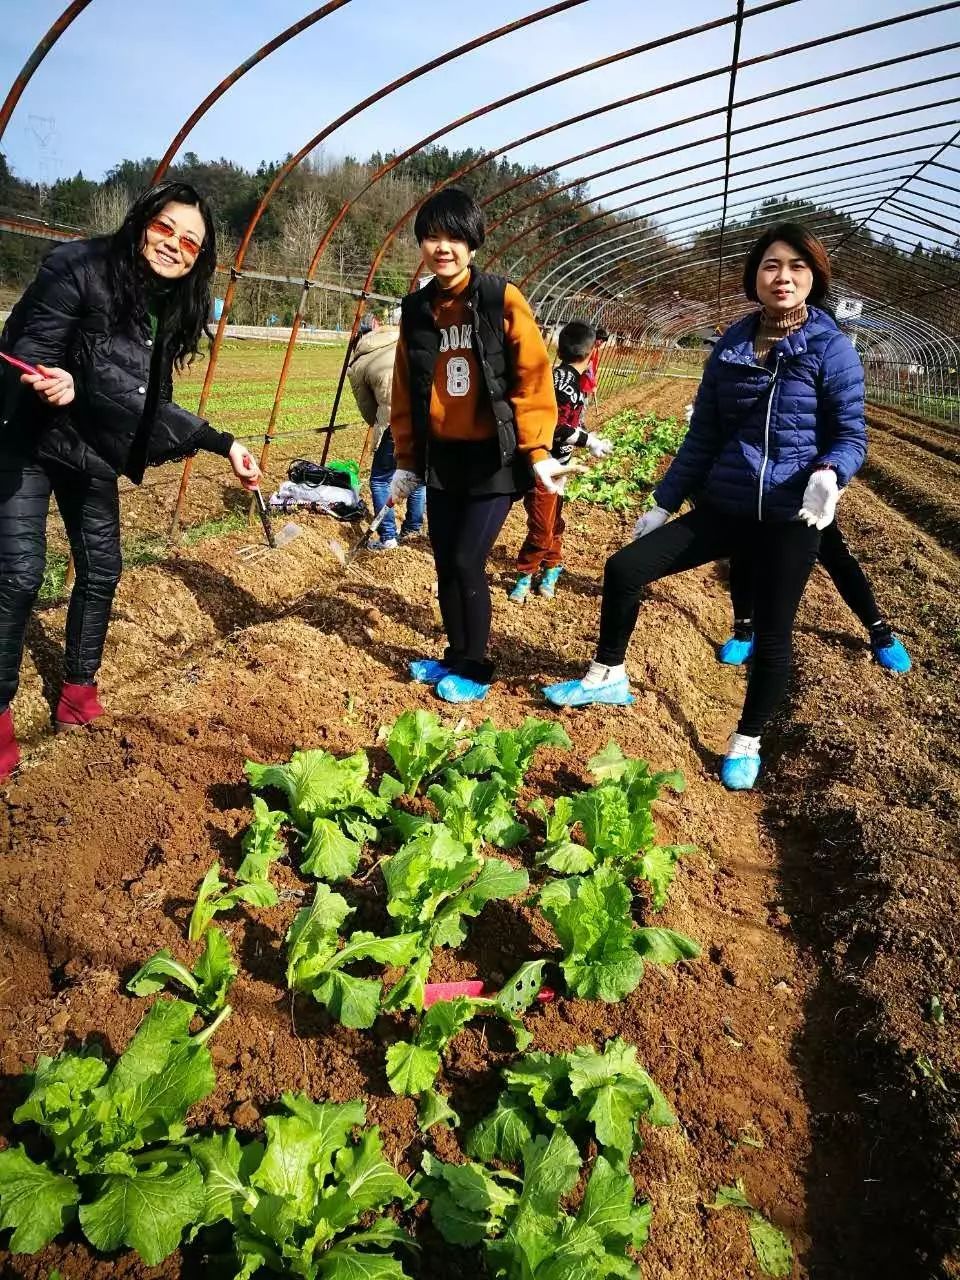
400,268,517,477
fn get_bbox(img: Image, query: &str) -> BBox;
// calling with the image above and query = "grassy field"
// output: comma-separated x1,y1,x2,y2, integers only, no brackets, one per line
176,338,362,441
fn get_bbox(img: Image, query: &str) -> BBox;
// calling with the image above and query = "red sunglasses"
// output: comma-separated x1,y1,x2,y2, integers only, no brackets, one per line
146,218,202,260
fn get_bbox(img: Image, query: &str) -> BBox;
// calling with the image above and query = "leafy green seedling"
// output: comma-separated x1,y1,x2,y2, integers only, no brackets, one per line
419,1127,651,1276
286,883,423,1029
534,742,693,908
188,861,277,942
453,717,572,796
387,963,548,1131
467,1037,674,1167
127,927,236,1016
236,796,286,883
0,998,228,1264
383,709,459,795
539,865,698,1002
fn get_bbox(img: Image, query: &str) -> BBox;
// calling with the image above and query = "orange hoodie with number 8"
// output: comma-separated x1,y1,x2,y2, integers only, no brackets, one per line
390,272,556,475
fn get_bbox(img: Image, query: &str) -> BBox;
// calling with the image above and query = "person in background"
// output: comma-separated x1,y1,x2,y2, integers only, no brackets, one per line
579,324,608,401
347,312,424,548
389,185,566,704
720,519,911,672
543,222,867,791
509,319,612,603
0,182,259,780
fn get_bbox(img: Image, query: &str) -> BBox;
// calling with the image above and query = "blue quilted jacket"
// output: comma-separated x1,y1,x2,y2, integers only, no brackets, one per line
653,306,866,521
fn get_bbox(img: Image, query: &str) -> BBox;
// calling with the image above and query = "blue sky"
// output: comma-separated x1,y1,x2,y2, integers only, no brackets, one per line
1,0,957,253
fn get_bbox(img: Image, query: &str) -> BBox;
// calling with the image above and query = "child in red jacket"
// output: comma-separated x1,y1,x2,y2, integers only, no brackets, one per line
509,321,612,602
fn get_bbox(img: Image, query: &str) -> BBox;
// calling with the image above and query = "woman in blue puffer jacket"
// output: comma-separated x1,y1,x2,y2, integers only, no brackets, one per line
544,222,867,791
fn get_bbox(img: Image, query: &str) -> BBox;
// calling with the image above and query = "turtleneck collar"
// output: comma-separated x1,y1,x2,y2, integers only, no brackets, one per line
758,302,808,333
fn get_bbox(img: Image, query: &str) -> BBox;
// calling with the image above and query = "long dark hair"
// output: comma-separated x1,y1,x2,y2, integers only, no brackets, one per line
742,222,831,306
107,181,216,369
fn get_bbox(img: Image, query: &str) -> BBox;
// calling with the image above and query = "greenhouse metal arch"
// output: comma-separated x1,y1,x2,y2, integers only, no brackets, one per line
1,0,958,542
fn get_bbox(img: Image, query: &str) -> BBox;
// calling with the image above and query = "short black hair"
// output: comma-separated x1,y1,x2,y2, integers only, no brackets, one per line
558,320,597,362
414,185,485,250
742,222,831,306
595,325,609,343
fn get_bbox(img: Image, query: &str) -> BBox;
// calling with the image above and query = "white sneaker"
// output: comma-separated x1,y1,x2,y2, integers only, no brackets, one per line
369,537,399,551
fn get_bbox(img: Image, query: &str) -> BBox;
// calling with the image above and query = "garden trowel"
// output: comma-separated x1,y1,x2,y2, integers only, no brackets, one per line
237,488,302,560
328,498,394,569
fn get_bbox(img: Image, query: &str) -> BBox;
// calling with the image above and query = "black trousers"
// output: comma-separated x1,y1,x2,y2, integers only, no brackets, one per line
597,507,821,737
729,518,882,632
0,457,122,711
426,488,513,682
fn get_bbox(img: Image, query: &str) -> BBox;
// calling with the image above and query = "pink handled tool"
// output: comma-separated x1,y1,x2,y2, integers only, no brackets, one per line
0,351,41,378
422,979,555,1008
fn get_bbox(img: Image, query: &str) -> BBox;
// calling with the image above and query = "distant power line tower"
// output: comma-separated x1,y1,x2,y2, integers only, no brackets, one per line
25,114,62,201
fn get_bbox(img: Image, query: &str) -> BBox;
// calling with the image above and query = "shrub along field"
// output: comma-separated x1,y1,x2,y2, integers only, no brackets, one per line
1,378,957,1279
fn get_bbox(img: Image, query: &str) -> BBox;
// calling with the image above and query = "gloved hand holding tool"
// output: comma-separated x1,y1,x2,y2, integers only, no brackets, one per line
389,469,423,503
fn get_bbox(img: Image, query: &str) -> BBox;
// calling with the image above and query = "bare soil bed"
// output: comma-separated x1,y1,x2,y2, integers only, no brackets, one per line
1,384,956,1279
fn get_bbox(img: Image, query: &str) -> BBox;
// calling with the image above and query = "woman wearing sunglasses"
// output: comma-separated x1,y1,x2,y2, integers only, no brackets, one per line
0,181,259,777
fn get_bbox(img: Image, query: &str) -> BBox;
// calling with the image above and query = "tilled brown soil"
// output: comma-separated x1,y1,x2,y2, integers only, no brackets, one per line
1,385,957,1279
863,409,960,555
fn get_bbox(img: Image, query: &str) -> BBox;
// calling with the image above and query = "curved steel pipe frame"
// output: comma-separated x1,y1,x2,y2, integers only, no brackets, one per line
2,0,957,522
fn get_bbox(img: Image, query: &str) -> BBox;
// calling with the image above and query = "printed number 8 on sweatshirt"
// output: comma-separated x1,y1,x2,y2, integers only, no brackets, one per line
447,356,470,397
440,324,473,398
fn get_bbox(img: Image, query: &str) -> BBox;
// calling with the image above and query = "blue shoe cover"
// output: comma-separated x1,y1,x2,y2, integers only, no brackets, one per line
538,566,564,599
435,673,490,703
542,677,634,707
409,658,451,685
872,635,911,673
720,752,761,790
509,574,533,603
718,634,754,665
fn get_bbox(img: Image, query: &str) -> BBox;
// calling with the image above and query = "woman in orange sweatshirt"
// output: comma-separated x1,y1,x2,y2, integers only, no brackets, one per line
389,186,570,703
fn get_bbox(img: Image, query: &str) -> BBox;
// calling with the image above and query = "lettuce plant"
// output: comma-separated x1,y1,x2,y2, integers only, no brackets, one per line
418,1126,651,1277
246,748,390,881
534,742,694,908
453,717,572,796
538,865,699,1002
0,998,226,1264
467,1038,674,1168
194,1094,417,1279
286,884,423,1030
189,861,278,942
383,709,459,795
380,825,529,1013
127,926,236,1016
237,796,287,883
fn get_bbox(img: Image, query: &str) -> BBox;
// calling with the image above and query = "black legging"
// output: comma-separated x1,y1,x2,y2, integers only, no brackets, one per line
597,506,821,737
426,488,513,683
0,457,122,710
729,518,883,634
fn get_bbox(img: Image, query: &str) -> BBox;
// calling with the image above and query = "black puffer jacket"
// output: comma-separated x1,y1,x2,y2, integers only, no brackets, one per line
0,237,232,482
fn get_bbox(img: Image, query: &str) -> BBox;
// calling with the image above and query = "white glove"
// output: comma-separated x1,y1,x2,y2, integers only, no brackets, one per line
586,433,614,458
532,457,584,495
632,505,670,540
684,403,694,424
798,467,839,529
389,469,421,502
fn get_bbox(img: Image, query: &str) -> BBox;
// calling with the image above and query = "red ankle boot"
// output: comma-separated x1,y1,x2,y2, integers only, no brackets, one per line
0,708,20,779
55,682,105,732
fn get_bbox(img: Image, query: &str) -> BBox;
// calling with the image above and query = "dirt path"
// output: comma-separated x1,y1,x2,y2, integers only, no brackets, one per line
0,387,956,1278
